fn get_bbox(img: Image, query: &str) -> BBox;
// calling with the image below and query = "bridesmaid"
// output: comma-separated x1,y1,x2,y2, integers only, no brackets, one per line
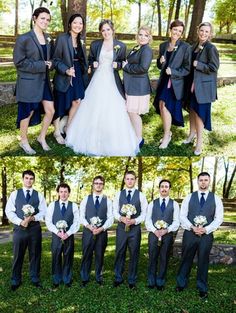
123,25,153,149
153,20,191,149
183,22,219,155
13,7,55,154
53,14,88,144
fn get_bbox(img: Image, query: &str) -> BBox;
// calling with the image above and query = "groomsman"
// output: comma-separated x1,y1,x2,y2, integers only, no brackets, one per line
6,170,46,290
176,172,224,299
145,179,180,290
113,170,148,288
79,176,114,286
46,183,80,288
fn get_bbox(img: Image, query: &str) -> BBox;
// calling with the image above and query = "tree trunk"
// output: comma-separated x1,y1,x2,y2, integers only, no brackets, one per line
15,0,19,36
137,157,143,191
156,0,162,36
175,0,181,19
225,164,236,198
67,0,87,33
201,156,205,172
150,4,156,31
189,158,193,193
60,159,65,183
187,0,206,44
223,158,229,198
151,180,155,201
166,0,176,37
109,0,113,21
60,0,67,32
212,157,218,193
138,1,141,29
1,165,9,225
120,157,131,190
184,0,192,38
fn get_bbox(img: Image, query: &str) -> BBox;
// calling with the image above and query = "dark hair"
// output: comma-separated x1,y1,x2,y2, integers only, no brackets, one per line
170,19,185,31
159,179,171,188
99,19,114,32
198,172,211,179
32,7,51,20
93,175,105,184
56,183,71,193
22,170,35,179
125,170,137,179
68,14,84,50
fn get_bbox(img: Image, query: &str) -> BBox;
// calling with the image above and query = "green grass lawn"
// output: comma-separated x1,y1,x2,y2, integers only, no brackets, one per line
0,234,235,313
0,83,235,156
224,211,236,223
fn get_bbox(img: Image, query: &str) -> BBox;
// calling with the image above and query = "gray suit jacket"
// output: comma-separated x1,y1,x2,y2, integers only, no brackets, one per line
123,44,153,96
192,41,219,103
53,33,88,93
156,39,191,100
13,30,53,102
88,39,126,99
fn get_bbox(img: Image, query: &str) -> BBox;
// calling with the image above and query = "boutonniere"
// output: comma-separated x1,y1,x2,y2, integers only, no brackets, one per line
114,45,121,52
198,45,204,51
173,45,178,51
80,39,85,46
133,45,141,52
46,36,52,44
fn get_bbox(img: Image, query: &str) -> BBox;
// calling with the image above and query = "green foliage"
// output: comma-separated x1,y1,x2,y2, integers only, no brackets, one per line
214,0,236,33
0,235,235,313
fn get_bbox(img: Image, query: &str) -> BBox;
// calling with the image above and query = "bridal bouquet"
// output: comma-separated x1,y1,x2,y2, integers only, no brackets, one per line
90,216,103,239
193,215,207,227
56,220,68,243
154,220,168,246
22,204,35,217
121,204,137,232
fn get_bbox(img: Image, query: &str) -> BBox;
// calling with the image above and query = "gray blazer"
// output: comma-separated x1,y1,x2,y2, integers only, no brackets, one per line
13,30,53,102
88,39,126,99
157,39,191,100
123,44,153,96
53,33,88,93
191,41,219,103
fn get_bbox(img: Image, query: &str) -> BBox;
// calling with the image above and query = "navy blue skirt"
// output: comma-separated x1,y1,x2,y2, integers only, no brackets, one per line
190,92,212,131
154,80,184,127
54,61,85,120
16,79,53,128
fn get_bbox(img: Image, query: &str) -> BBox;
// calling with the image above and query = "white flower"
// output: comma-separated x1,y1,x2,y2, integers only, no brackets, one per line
114,45,121,52
154,220,168,230
56,220,68,231
198,45,204,51
173,46,178,51
121,204,137,218
193,215,207,227
90,216,102,227
22,204,35,217
80,39,84,46
46,36,52,44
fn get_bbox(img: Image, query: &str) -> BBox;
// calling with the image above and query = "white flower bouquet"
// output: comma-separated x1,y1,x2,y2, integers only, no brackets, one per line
121,204,137,232
154,219,168,246
56,220,68,243
22,204,35,217
193,215,207,227
114,44,120,52
90,216,103,228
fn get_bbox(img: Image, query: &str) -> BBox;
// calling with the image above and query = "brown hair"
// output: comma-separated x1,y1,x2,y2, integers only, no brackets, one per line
197,22,213,39
136,25,153,44
93,175,105,184
170,19,185,31
32,7,51,21
99,19,114,32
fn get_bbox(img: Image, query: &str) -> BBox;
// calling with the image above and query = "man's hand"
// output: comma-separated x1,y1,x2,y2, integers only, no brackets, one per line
93,227,104,235
126,218,135,226
86,224,94,232
61,233,69,240
20,216,31,228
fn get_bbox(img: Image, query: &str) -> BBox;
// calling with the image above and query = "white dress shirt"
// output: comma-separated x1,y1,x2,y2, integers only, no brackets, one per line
145,196,180,233
79,194,114,231
113,188,148,225
5,187,46,226
180,190,224,234
46,200,80,237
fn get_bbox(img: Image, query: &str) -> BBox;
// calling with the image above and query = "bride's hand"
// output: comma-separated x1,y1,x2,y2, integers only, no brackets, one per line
112,62,118,69
93,61,99,68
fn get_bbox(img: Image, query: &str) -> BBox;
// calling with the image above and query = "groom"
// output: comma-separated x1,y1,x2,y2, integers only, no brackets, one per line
113,170,148,288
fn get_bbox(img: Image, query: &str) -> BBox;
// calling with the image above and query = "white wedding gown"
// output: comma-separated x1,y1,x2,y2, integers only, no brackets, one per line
66,48,139,156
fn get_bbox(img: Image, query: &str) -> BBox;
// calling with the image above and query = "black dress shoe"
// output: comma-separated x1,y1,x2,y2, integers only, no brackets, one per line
139,138,145,149
96,280,103,286
32,282,42,288
11,284,20,291
199,291,208,300
81,281,89,287
129,283,136,289
147,285,155,289
65,282,72,287
113,280,123,287
53,283,59,288
175,286,184,292
156,285,164,291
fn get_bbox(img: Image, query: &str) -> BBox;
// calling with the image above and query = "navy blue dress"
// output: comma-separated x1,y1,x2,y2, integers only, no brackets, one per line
54,47,85,120
190,51,212,131
16,44,53,128
153,51,184,127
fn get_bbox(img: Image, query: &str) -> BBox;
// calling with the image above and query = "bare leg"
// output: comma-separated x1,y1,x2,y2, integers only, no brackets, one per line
37,100,54,151
53,118,65,145
67,99,81,128
19,111,36,155
159,100,172,149
128,112,142,142
183,109,196,144
194,111,204,155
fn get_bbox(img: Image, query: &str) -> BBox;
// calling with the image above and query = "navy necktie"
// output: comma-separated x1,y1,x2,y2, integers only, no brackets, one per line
200,193,205,208
61,202,66,217
95,196,100,212
160,198,166,213
26,190,31,203
127,190,132,203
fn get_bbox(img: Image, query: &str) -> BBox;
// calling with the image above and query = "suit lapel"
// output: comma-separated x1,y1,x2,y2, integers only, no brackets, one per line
30,30,44,60
44,33,51,60
67,34,74,66
168,39,180,66
96,40,103,61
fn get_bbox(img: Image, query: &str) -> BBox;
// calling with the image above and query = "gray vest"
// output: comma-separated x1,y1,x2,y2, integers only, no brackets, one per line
52,201,74,231
187,191,216,226
15,188,39,220
119,189,141,218
85,195,108,226
152,198,174,226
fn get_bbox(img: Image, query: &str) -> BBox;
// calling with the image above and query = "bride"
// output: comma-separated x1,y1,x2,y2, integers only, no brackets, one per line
66,19,139,156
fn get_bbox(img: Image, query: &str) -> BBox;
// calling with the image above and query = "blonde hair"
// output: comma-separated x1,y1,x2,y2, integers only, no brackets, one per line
197,22,214,40
136,25,153,44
